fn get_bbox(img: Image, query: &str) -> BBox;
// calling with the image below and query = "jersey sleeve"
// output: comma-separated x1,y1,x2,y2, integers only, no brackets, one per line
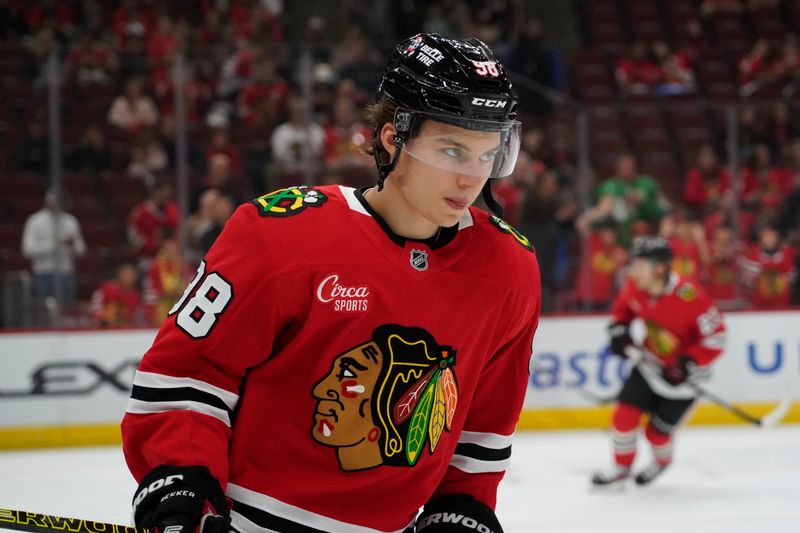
121,204,281,487
430,262,541,510
610,279,637,325
684,294,726,367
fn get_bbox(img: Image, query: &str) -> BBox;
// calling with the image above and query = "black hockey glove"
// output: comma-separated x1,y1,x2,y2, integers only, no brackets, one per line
416,494,503,533
132,465,230,533
662,355,695,386
608,322,633,358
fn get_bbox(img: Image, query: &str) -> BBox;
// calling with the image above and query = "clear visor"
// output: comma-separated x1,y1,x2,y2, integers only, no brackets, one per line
402,113,521,179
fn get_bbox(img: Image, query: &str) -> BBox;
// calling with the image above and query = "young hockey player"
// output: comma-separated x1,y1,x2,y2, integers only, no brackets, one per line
121,33,541,533
592,235,726,486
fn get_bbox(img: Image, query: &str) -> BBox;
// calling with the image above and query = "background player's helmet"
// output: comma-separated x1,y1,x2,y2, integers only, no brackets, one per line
373,33,521,216
630,235,673,264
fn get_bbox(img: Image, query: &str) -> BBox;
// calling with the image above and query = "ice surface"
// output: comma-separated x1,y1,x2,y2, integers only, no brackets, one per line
1,425,798,532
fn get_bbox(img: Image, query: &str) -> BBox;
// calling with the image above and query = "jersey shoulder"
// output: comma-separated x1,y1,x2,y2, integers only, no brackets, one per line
249,184,346,222
467,208,539,279
672,275,716,310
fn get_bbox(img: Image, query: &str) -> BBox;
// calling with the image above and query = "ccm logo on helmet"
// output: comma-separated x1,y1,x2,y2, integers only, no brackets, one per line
471,97,507,108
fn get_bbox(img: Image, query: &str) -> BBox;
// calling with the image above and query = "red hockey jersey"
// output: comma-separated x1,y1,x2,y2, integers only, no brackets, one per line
121,185,541,533
611,273,726,398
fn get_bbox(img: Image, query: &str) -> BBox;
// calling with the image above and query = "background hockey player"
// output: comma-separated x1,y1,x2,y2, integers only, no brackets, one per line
121,33,541,533
592,235,726,486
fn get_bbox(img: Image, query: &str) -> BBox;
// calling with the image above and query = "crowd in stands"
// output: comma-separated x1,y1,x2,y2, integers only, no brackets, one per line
2,0,800,327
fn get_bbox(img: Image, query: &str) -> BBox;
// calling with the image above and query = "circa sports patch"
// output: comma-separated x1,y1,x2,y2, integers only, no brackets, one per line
489,215,533,252
252,186,328,218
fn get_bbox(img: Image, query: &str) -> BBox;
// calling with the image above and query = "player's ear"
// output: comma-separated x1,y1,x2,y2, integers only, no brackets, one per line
379,122,397,154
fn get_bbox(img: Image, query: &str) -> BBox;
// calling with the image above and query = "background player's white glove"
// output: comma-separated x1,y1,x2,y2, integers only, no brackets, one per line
416,494,503,533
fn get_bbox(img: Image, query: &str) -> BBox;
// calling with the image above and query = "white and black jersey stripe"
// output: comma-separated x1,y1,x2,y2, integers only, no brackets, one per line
126,371,239,427
227,484,413,533
449,431,513,474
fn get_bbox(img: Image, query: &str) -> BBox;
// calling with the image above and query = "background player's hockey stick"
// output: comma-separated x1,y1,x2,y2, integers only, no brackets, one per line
624,346,792,428
0,508,148,533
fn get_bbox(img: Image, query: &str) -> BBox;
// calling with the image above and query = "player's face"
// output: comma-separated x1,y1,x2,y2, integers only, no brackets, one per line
628,257,660,289
311,342,383,447
396,120,498,227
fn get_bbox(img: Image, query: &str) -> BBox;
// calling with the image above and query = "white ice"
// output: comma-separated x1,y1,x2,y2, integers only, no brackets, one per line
1,425,798,532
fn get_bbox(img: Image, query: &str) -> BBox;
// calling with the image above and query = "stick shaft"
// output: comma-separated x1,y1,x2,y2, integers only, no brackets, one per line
0,508,148,533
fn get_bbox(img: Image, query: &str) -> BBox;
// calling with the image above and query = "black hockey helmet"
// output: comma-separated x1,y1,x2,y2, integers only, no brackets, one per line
630,235,673,264
373,33,521,216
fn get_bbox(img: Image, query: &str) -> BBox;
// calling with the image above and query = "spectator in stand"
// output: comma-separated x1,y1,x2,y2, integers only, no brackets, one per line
652,40,696,96
737,104,773,160
707,224,744,310
237,57,290,126
592,152,666,246
322,97,372,168
108,76,159,133
683,144,732,214
660,209,710,285
111,0,152,53
615,41,662,97
738,39,773,97
574,215,628,311
11,115,49,179
126,129,168,181
146,12,178,72
217,41,265,101
189,189,236,256
127,176,179,267
195,153,242,207
508,18,564,115
68,123,112,178
159,115,202,175
65,33,118,87
153,60,215,125
21,189,86,304
518,170,578,311
739,220,796,308
89,261,143,327
143,237,190,325
206,128,243,183
270,96,325,172
741,142,792,211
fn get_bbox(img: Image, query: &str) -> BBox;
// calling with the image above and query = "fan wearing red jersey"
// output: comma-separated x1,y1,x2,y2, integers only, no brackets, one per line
122,33,540,533
592,236,726,487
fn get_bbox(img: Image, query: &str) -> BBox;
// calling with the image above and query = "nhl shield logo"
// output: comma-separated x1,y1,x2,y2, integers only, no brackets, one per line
410,249,428,271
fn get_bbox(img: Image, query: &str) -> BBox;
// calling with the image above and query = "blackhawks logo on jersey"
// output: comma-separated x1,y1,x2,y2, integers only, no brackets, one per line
644,320,680,358
676,284,698,302
252,186,327,218
311,325,459,472
489,215,533,252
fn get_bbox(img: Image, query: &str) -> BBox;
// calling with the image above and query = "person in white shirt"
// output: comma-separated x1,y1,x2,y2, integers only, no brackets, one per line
21,189,87,304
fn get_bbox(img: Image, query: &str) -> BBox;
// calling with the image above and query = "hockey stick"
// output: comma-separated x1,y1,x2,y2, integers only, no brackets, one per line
0,508,148,533
624,346,792,428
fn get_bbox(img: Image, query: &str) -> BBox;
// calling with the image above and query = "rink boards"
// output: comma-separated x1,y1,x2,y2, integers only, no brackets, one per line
0,311,798,448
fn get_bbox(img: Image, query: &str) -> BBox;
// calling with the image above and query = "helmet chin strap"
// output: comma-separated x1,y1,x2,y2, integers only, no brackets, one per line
481,181,504,218
375,135,404,191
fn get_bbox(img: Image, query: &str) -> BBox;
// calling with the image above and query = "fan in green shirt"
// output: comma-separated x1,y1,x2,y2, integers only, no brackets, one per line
595,153,667,245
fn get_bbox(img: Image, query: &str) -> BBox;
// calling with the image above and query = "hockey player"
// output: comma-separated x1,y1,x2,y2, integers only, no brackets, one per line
592,236,726,486
121,33,540,533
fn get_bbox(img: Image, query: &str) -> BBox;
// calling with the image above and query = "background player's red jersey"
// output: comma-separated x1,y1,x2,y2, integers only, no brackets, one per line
121,185,541,533
611,273,726,371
